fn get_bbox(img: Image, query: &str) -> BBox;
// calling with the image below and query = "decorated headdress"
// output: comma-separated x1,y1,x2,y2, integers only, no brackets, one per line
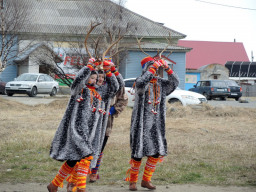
141,56,154,69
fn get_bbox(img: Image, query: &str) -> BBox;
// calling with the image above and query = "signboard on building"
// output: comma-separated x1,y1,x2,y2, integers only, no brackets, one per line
185,74,197,84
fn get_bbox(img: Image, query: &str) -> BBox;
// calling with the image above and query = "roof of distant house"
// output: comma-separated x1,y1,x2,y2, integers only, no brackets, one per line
178,40,249,69
13,0,186,39
14,43,63,63
129,42,191,52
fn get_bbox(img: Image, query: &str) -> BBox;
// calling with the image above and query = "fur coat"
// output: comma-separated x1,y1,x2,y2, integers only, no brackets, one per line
90,72,124,168
106,83,128,136
130,66,179,159
49,66,119,161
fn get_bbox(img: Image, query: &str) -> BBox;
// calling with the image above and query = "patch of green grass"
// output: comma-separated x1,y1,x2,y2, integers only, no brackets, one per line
179,172,202,182
1,102,256,187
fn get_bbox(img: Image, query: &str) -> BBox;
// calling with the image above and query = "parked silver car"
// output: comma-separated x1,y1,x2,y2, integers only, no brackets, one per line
5,73,59,97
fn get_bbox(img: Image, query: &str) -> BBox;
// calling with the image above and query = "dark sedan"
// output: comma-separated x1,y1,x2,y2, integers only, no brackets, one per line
0,78,6,95
224,80,242,101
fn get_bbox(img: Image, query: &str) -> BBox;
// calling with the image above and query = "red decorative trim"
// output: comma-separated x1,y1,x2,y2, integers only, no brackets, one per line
141,57,154,68
148,67,156,74
166,68,173,75
152,62,160,69
106,71,112,77
86,85,96,90
150,78,157,83
87,64,95,71
111,66,116,72
114,71,119,76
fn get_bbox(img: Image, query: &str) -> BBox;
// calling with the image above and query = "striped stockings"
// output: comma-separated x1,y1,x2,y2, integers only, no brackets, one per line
91,152,103,175
142,156,159,181
51,162,74,188
76,156,93,190
66,162,79,185
126,158,142,183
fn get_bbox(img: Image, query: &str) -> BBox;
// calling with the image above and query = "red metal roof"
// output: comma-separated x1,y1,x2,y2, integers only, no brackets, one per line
178,40,249,70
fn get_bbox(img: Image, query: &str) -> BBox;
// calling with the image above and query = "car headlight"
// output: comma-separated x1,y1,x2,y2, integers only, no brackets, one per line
181,95,198,101
20,84,30,88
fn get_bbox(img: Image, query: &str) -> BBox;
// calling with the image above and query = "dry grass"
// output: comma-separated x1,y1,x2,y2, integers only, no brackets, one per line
0,97,255,186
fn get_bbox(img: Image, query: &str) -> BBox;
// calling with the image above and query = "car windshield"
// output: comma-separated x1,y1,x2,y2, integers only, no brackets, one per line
226,81,238,86
125,80,135,87
16,74,38,81
212,81,226,87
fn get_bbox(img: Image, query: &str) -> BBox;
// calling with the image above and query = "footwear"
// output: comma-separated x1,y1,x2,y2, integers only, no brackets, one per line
77,188,86,192
89,173,97,183
129,182,137,191
67,182,76,192
141,180,156,190
47,182,58,192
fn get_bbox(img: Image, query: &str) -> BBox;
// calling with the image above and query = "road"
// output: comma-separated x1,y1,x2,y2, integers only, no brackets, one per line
1,94,256,108
207,98,256,108
0,94,69,106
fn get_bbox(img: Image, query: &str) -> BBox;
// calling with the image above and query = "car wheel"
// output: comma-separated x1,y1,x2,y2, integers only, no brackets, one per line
203,92,211,100
235,97,240,101
50,87,57,96
28,86,37,97
221,97,227,101
3,89,7,95
7,92,14,96
168,98,182,105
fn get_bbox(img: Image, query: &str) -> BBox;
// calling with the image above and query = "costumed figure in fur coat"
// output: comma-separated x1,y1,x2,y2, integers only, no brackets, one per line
47,58,119,192
126,56,179,191
89,60,128,183
65,59,123,191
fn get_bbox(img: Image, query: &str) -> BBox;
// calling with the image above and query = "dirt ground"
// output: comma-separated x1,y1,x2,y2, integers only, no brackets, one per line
0,182,255,192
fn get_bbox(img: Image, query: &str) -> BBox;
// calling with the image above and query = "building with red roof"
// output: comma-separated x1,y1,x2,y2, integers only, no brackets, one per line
177,40,250,90
178,40,249,70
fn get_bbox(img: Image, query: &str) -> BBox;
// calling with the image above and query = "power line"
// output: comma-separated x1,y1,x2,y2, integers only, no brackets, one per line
194,0,256,11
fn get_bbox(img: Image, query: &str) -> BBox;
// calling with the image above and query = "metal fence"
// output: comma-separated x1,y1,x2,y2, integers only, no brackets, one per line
241,85,256,97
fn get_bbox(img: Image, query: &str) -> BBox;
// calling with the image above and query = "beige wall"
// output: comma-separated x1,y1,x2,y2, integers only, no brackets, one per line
200,64,229,80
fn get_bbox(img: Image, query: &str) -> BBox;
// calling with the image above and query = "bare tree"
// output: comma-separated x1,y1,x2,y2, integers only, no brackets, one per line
94,0,137,67
0,0,32,72
33,0,137,87
30,41,88,88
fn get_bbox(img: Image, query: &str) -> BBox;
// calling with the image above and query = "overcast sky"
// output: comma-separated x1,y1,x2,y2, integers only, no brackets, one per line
123,0,256,61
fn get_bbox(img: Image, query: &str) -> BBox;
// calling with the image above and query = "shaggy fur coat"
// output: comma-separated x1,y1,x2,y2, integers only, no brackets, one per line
105,85,128,137
130,64,179,159
89,73,123,168
50,66,119,161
